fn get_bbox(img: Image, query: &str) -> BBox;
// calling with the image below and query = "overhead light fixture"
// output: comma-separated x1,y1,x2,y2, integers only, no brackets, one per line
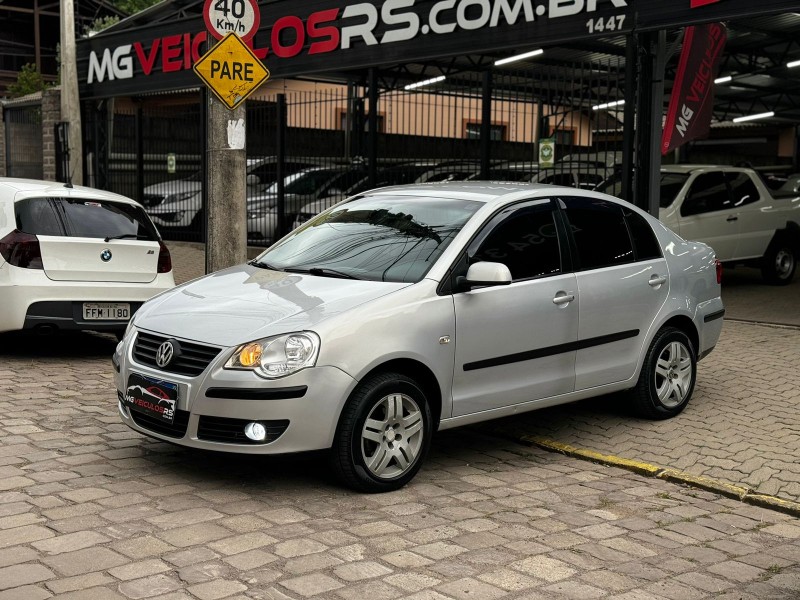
788,59,800,68
494,48,544,66
714,75,732,84
404,75,446,91
592,99,625,111
732,111,775,123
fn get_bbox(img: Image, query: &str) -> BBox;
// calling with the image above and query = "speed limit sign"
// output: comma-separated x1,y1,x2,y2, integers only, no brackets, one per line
203,0,260,41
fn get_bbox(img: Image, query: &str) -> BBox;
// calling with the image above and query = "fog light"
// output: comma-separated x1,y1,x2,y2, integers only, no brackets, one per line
244,422,267,442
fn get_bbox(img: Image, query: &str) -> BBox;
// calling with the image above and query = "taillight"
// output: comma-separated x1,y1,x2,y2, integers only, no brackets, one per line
157,241,172,273
715,259,723,285
0,230,44,269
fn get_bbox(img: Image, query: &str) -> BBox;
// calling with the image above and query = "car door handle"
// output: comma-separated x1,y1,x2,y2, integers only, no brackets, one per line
552,292,575,305
726,215,738,222
649,275,667,287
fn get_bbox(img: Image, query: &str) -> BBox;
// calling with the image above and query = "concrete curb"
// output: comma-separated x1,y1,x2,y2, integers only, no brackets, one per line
512,435,800,518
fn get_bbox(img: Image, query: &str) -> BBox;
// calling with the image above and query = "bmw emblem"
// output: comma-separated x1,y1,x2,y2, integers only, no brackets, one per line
155,341,175,368
100,249,112,262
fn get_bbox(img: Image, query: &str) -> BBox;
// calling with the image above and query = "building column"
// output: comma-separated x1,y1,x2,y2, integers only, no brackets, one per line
0,103,6,177
41,87,62,182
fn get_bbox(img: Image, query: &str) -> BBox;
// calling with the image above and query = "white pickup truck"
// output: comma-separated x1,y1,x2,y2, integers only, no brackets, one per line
657,166,800,285
598,165,800,285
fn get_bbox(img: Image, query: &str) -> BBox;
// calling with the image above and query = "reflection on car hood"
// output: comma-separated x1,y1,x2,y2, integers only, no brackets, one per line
134,264,410,346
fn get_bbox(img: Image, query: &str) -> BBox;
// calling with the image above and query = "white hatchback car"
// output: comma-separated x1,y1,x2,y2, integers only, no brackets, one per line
116,183,724,492
0,178,175,336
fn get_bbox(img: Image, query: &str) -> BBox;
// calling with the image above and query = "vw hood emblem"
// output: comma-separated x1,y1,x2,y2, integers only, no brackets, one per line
155,341,175,368
100,249,112,262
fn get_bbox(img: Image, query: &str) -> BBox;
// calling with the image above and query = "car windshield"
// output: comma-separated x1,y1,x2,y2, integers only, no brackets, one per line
264,169,342,195
660,172,690,208
256,194,482,282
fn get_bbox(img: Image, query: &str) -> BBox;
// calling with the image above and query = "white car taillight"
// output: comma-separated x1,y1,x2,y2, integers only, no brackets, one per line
0,230,44,269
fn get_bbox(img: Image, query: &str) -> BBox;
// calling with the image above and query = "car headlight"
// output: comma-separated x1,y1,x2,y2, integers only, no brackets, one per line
247,209,272,219
225,332,320,379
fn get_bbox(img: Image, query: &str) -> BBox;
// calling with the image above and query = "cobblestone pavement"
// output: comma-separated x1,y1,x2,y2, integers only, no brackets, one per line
490,320,800,502
720,267,800,327
1,333,799,599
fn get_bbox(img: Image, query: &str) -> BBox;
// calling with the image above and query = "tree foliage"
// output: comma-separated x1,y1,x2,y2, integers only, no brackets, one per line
107,0,162,15
7,64,48,98
84,15,121,36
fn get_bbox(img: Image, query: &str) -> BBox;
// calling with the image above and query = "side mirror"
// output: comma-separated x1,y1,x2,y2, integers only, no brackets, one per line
457,262,512,290
246,174,261,186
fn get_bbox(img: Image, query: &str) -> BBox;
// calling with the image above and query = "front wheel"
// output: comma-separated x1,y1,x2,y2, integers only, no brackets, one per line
629,327,696,420
331,372,432,493
761,237,797,285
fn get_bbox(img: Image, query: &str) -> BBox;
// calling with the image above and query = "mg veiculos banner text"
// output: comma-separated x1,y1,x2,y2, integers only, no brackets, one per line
661,22,727,155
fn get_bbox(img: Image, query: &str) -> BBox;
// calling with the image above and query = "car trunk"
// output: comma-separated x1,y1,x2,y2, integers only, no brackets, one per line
38,236,159,283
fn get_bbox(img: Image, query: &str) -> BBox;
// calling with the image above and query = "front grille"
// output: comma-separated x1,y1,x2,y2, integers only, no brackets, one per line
197,416,289,445
119,391,190,439
133,331,221,376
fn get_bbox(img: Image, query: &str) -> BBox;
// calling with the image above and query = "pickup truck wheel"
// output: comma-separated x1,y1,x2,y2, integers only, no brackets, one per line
629,327,696,420
331,372,432,493
761,236,796,285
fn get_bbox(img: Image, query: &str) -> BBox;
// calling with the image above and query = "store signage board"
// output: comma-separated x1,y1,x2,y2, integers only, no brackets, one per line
204,0,260,41
193,32,270,109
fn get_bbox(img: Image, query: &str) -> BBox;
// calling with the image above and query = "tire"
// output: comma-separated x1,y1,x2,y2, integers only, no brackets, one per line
761,235,797,285
629,327,696,420
331,372,432,493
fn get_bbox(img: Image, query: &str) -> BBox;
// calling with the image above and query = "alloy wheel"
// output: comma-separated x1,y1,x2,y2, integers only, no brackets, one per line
361,393,424,479
654,341,693,409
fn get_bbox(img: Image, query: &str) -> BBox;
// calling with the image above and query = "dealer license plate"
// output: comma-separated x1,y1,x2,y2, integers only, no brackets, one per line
83,302,130,321
124,372,179,424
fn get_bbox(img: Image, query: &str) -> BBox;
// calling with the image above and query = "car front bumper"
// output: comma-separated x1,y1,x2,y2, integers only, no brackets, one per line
115,328,357,454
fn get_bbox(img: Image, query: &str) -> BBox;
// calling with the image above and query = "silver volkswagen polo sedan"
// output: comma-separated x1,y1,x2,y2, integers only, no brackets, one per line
114,183,724,492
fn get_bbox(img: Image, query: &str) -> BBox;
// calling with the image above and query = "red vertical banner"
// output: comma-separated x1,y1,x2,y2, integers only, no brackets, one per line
661,23,727,156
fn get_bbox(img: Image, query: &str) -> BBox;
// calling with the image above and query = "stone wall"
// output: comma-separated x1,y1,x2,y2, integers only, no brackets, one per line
41,87,61,182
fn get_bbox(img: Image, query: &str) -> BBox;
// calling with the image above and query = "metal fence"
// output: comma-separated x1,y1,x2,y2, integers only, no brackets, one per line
85,53,626,246
4,103,43,179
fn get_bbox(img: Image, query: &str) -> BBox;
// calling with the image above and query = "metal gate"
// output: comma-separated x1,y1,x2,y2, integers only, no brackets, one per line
3,102,43,179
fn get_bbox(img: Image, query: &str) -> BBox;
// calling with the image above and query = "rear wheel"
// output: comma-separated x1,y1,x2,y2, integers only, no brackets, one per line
629,327,696,420
761,236,797,285
331,372,432,493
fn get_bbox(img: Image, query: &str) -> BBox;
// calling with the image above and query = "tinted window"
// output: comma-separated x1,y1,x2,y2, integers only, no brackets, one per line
681,172,730,216
15,198,63,236
473,202,561,281
541,173,575,187
563,197,634,269
58,199,158,240
577,173,604,188
623,208,662,260
726,172,760,207
660,172,690,207
16,197,157,240
261,195,481,283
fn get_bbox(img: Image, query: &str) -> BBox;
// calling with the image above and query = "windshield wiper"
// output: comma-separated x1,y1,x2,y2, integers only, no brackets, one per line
285,267,362,280
249,259,283,271
104,233,151,242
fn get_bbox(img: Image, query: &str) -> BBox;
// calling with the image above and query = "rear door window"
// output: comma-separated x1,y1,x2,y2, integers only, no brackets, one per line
562,196,635,270
726,172,761,207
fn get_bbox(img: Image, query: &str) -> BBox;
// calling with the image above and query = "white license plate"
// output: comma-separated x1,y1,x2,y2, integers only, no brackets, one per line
83,302,130,321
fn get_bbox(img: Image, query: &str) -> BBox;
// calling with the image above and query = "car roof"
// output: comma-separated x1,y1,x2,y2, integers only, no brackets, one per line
359,181,582,203
660,164,750,173
0,178,140,206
